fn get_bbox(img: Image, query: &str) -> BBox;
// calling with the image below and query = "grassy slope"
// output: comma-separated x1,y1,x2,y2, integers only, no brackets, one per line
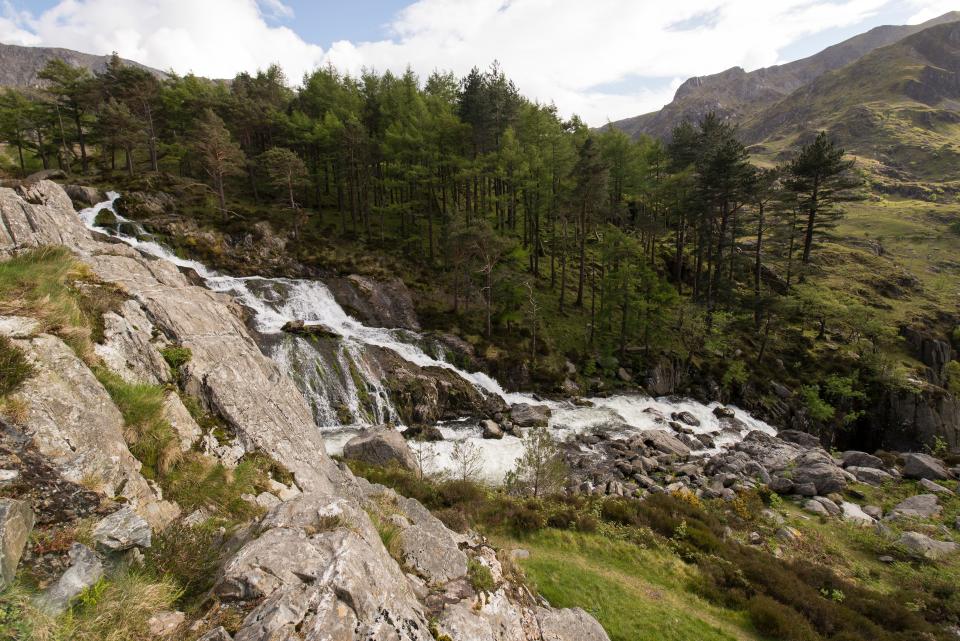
492,529,763,641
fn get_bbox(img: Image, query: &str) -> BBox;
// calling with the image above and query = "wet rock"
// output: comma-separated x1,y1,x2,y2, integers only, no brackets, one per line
672,411,700,427
402,424,444,442
902,453,951,480
343,427,417,471
889,494,941,519
92,506,152,553
510,403,551,428
841,451,884,469
480,419,504,440
899,531,959,561
847,466,893,486
0,499,34,589
632,430,690,458
62,184,106,208
327,274,420,331
36,543,103,614
712,406,736,419
280,319,340,339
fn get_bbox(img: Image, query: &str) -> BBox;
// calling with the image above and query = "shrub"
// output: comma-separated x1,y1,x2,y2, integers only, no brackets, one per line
747,595,822,641
467,558,495,594
160,345,192,374
0,335,32,396
145,521,223,609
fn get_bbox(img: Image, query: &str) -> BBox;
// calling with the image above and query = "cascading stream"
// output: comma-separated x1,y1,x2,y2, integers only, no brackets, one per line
78,193,777,481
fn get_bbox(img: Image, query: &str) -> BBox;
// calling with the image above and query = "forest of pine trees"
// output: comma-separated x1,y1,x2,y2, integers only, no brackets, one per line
0,55,891,441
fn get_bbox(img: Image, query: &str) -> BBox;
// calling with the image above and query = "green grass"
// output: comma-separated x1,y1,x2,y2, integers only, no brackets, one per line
0,246,125,358
0,334,33,396
493,529,761,641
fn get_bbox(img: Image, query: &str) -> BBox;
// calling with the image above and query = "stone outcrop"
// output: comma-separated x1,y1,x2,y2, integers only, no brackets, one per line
901,452,952,480
327,274,420,331
343,428,418,471
511,403,552,428
0,181,607,641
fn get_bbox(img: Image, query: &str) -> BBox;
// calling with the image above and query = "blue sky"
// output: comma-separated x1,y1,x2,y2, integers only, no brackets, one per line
4,1,957,124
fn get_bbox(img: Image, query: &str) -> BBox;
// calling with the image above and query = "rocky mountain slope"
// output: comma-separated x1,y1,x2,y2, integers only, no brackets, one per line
606,11,960,141
0,42,163,88
0,180,607,641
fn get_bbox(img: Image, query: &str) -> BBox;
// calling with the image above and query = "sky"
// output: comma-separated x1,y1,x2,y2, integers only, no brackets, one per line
1,0,956,126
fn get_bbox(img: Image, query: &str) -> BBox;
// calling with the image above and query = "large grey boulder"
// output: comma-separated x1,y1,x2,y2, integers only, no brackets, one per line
847,466,893,486
510,403,551,428
480,419,504,439
841,502,875,526
898,531,959,561
889,494,941,519
0,180,93,256
632,430,690,457
36,543,104,614
63,184,106,208
0,499,34,589
732,431,801,471
919,478,952,494
790,450,846,495
92,506,152,553
902,453,950,480
343,428,417,471
841,451,885,469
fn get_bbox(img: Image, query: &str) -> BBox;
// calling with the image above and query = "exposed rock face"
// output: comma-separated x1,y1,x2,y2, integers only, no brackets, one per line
0,181,93,255
62,184,106,209
8,331,173,525
888,494,941,519
0,498,34,589
343,428,418,471
327,274,420,331
94,300,172,386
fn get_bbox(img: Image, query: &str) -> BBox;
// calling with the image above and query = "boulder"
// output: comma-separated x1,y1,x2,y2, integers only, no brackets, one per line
632,430,691,458
902,453,950,480
0,180,93,255
343,428,417,471
327,273,421,331
811,496,842,516
841,451,884,469
889,494,941,519
899,531,959,561
62,184,106,208
480,419,504,440
847,466,893,486
863,505,884,519
36,543,104,614
92,506,152,553
841,502,875,526
280,319,340,339
776,429,822,449
0,499,34,589
790,450,846,495
147,610,185,637
768,476,794,494
197,628,232,641
804,500,830,516
712,406,736,419
396,517,468,586
919,478,952,494
402,424,444,442
510,403,551,428
671,411,700,427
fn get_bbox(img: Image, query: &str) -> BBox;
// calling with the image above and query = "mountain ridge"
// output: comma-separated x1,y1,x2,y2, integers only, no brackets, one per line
606,11,960,141
0,42,164,88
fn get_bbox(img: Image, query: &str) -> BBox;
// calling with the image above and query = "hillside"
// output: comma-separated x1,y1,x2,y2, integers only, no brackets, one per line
744,20,960,194
606,11,960,141
0,42,163,87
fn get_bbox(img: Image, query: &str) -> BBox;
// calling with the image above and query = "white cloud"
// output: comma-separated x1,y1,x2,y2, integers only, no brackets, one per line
4,0,957,124
11,0,323,81
904,0,958,23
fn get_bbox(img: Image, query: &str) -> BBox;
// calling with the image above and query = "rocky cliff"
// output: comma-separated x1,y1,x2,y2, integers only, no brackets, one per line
0,180,608,641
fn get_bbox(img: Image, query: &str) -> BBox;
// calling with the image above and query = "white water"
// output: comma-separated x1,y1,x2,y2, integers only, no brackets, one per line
79,193,777,482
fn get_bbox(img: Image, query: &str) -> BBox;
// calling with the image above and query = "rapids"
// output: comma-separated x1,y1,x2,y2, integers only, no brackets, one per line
78,193,776,481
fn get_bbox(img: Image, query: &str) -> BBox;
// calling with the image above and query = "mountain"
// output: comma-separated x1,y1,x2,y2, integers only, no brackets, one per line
743,20,960,191
0,42,163,87
607,11,960,141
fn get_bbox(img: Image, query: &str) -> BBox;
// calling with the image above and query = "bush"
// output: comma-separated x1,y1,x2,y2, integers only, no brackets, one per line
160,345,192,374
146,522,223,609
0,335,32,396
467,558,495,593
748,595,822,641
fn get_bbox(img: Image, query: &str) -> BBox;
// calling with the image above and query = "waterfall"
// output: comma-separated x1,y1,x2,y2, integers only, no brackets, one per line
78,193,777,481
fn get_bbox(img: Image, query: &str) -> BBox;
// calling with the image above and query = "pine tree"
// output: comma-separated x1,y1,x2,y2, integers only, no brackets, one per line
192,109,245,220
